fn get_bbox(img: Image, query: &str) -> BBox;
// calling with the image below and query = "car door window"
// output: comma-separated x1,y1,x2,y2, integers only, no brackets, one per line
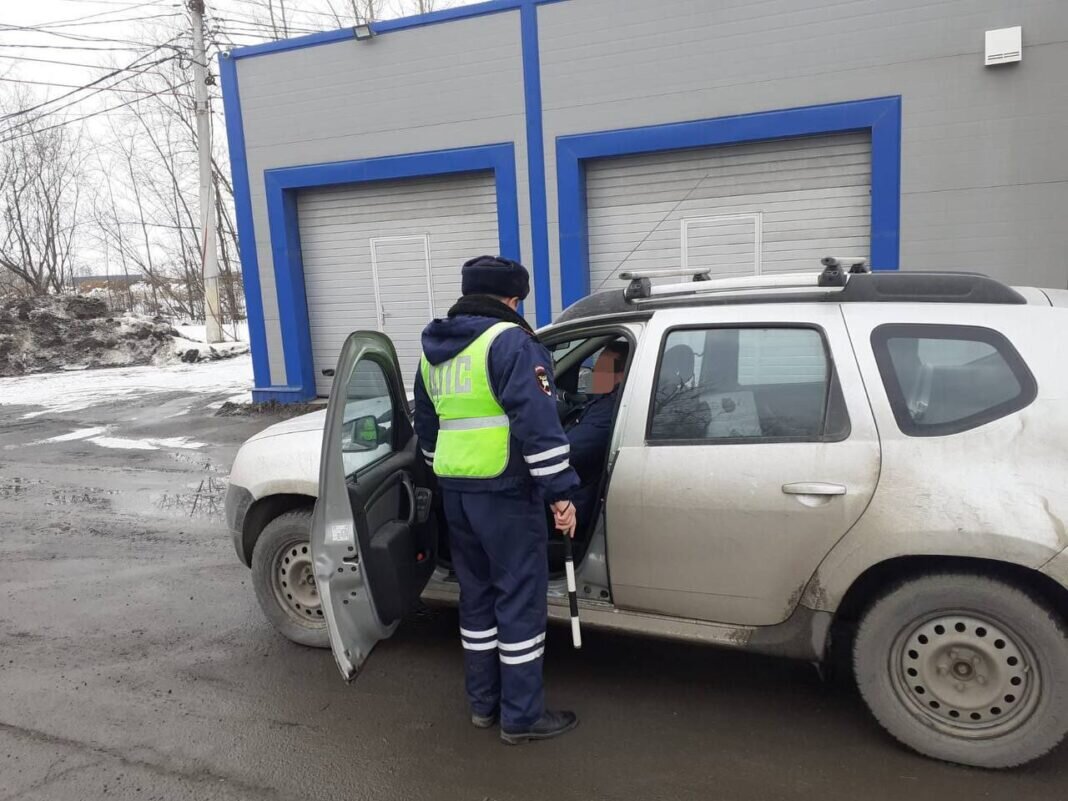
341,358,395,477
648,326,849,443
871,324,1037,436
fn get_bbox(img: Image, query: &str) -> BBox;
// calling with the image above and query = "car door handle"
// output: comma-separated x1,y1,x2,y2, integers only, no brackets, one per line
782,482,847,496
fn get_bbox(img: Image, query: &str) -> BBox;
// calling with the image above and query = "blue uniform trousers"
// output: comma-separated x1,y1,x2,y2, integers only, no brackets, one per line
442,488,548,730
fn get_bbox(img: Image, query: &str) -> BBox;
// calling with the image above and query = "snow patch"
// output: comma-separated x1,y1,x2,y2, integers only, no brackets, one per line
42,426,110,443
87,435,207,451
0,355,253,418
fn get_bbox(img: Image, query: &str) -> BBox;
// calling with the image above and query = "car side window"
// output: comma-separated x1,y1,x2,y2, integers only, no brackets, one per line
341,358,396,477
871,324,1037,437
648,326,850,443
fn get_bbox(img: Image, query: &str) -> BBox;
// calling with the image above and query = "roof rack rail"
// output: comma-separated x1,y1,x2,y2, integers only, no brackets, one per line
623,256,871,301
620,267,711,300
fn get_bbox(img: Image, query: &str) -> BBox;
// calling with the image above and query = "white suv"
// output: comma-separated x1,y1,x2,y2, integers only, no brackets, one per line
225,262,1068,768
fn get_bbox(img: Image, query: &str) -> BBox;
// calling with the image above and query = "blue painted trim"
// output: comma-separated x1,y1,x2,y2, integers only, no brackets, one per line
374,0,523,34
251,386,315,403
519,3,551,327
230,28,355,60
264,143,522,400
218,53,272,393
556,97,903,308
229,0,569,59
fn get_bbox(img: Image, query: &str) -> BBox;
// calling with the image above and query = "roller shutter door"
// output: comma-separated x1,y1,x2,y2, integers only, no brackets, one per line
585,132,872,292
297,171,500,396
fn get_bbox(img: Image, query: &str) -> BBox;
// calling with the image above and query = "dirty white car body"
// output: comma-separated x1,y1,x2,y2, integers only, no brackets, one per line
225,266,1068,768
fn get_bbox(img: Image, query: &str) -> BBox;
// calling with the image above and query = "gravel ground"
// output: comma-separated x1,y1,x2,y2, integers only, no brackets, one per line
1,365,1066,800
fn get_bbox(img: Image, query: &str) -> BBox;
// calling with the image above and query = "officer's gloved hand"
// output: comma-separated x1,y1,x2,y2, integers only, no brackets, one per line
551,500,577,538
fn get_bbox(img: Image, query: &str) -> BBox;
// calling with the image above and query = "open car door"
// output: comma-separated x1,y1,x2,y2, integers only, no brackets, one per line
312,331,438,680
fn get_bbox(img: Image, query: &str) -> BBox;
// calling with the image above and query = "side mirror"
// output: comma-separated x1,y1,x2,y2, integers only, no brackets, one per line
343,415,382,452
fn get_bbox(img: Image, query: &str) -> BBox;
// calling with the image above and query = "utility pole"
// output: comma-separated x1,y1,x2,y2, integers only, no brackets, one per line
189,0,222,342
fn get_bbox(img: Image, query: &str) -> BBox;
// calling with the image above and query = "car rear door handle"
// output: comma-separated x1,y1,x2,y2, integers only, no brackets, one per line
782,482,847,496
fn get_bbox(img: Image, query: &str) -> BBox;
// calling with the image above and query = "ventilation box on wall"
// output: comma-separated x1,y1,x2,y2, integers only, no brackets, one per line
985,26,1022,66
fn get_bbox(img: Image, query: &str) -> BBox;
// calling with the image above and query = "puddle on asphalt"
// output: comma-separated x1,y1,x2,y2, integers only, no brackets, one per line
46,487,118,508
0,476,121,508
0,477,43,500
166,450,222,471
154,474,228,519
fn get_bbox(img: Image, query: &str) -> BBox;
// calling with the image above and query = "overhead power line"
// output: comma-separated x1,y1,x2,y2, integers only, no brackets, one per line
0,42,172,52
0,52,168,69
19,13,184,31
0,50,179,122
0,76,175,96
14,1,179,29
0,82,193,146
51,0,170,6
0,23,181,49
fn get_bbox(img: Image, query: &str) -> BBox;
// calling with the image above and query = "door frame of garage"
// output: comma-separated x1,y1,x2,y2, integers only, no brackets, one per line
555,96,902,309
261,143,521,401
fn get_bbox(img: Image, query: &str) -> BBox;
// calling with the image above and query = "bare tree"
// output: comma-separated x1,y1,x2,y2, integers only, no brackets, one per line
0,90,86,296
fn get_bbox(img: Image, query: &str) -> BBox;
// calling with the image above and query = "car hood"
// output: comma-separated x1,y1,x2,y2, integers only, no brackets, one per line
247,409,326,443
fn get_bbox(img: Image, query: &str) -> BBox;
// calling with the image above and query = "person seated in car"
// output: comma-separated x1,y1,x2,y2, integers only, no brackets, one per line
565,341,629,530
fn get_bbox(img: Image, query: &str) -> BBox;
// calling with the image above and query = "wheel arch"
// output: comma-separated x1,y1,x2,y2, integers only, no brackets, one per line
832,555,1068,641
240,493,316,566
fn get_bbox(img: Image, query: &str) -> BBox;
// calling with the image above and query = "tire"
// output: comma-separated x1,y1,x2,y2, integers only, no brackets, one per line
250,508,329,649
853,572,1068,768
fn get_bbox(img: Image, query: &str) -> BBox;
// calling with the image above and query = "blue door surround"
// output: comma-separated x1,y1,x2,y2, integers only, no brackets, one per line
220,2,902,401
263,144,520,402
556,97,903,308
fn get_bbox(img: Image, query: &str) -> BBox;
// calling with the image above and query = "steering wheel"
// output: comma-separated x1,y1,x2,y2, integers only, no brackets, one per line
557,390,589,429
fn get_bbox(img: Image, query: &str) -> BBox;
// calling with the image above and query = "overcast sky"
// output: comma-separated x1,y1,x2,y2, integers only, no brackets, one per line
0,0,475,278
0,0,472,119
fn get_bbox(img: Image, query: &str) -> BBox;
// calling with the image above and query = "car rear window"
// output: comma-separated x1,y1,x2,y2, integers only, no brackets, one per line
871,324,1037,437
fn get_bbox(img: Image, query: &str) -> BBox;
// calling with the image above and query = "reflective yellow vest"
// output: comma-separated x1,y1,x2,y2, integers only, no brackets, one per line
420,321,515,479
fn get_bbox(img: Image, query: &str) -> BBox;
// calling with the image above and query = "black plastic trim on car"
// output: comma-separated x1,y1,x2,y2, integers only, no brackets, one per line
870,323,1038,438
644,322,852,447
555,272,1027,326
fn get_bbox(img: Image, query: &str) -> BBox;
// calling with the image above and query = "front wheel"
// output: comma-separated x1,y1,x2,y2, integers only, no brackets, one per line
250,508,329,649
854,572,1068,768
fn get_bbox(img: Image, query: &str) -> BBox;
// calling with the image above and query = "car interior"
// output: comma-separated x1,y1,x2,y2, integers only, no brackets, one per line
545,331,633,573
650,328,850,443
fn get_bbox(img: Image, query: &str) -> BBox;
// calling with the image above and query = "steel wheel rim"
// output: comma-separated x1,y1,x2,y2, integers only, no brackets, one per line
271,538,324,625
890,609,1040,739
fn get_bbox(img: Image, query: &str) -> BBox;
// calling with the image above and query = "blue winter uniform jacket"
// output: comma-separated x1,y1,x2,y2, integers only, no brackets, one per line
566,388,619,485
414,311,580,502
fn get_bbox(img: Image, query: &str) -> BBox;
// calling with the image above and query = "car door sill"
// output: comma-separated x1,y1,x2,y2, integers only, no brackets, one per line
421,584,830,660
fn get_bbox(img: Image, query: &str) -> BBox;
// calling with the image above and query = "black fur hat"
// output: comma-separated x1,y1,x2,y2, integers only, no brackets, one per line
461,255,530,300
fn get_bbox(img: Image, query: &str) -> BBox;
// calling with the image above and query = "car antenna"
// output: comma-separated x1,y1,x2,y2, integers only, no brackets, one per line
588,163,722,297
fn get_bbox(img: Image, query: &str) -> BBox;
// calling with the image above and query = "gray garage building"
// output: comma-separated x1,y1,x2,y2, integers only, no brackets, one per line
219,0,1068,401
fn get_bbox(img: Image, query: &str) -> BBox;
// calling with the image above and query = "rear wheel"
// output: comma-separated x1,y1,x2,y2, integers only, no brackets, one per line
854,572,1068,768
251,508,329,648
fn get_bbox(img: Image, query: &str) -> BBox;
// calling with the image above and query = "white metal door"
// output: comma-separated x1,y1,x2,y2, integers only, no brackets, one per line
370,235,434,385
586,132,872,292
297,172,500,395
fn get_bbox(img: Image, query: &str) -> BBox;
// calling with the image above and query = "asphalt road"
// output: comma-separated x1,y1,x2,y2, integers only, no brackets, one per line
1,371,1066,800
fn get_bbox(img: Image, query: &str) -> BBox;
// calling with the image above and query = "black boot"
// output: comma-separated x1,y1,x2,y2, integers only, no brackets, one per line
500,710,578,744
471,710,498,729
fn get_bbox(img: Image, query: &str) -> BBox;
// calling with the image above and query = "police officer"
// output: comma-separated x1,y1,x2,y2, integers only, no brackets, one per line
414,255,580,745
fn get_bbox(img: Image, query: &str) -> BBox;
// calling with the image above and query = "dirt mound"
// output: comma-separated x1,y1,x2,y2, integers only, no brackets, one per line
0,295,178,377
214,400,320,418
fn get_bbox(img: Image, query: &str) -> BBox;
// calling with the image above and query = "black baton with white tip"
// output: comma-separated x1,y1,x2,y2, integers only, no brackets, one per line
563,530,582,649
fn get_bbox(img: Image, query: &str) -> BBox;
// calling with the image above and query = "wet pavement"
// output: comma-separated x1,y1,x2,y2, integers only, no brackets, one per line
1,372,1067,800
